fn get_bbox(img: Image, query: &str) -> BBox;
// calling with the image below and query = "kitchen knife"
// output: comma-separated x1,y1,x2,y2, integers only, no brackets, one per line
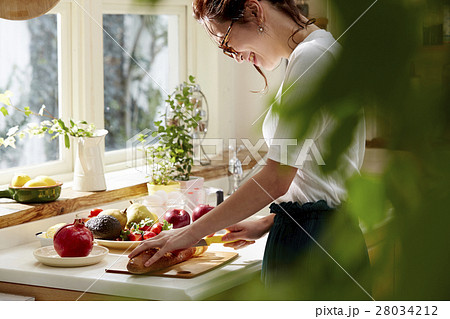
193,235,238,247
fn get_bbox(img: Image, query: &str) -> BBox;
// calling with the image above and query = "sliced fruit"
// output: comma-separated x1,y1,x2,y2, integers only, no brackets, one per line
45,223,68,239
128,232,143,241
34,175,57,186
23,179,49,187
88,208,103,218
11,173,31,187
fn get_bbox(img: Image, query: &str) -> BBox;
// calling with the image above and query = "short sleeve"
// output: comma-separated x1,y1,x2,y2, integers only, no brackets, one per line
266,43,338,168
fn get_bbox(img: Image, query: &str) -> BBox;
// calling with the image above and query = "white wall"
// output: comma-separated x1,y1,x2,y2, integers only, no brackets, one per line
192,0,330,149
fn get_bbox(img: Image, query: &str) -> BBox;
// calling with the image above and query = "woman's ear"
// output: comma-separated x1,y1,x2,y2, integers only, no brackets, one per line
243,0,264,24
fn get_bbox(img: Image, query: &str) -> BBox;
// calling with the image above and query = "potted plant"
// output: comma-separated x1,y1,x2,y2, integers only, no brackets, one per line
142,76,205,209
0,90,107,191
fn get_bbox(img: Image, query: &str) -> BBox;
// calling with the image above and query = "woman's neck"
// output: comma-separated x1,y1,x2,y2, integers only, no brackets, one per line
266,7,320,59
286,23,320,57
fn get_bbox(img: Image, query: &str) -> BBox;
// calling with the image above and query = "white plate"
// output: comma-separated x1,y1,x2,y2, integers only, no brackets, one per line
95,239,141,250
33,245,109,267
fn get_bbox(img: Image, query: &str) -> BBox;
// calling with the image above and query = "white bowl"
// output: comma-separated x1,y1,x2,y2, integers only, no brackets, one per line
35,232,53,247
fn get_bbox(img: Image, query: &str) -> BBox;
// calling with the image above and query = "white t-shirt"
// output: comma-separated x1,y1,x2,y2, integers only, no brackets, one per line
262,29,365,208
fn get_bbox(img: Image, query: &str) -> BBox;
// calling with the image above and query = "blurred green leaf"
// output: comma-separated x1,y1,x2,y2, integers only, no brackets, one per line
0,106,8,116
64,134,70,149
345,173,388,229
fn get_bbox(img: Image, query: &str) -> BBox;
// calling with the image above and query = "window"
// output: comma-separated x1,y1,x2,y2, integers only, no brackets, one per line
103,14,175,152
0,15,60,169
0,0,190,184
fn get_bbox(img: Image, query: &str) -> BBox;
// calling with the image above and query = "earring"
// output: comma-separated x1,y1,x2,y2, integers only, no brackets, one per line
258,25,264,33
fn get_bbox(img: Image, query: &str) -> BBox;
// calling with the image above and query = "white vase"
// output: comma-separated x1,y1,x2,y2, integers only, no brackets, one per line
73,129,108,192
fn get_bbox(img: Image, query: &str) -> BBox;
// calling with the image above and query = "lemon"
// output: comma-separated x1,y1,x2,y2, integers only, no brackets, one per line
11,173,31,187
45,223,67,238
34,175,57,186
23,179,48,187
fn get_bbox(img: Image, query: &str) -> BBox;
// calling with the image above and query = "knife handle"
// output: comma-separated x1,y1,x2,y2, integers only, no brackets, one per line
204,235,237,245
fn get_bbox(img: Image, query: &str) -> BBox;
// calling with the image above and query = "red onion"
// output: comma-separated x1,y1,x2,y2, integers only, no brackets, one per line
53,219,94,257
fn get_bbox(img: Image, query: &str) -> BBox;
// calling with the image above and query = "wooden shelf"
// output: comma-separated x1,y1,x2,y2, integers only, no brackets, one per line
0,149,264,229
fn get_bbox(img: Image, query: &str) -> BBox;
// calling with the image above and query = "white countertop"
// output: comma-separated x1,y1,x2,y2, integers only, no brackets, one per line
0,239,265,301
0,183,271,300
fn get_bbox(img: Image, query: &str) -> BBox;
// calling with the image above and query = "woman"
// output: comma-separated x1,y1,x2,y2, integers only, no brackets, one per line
130,0,371,299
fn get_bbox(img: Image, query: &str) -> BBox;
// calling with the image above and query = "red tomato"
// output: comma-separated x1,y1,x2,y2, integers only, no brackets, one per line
127,232,143,241
139,225,152,231
88,208,103,218
143,231,157,240
150,222,163,235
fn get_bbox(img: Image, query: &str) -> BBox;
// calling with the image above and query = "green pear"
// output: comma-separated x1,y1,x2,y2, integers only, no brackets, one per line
126,203,158,228
99,209,127,229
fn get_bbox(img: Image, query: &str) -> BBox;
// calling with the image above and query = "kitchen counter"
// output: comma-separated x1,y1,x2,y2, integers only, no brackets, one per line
0,174,271,301
0,239,266,301
0,205,269,301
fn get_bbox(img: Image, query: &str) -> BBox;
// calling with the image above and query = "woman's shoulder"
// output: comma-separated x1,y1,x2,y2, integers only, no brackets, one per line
291,30,341,62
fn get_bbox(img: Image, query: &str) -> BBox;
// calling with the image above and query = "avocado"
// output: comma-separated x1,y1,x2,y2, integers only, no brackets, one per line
98,209,127,229
86,215,122,240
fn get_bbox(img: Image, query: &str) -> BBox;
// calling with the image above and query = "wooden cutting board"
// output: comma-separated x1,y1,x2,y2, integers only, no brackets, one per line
105,251,238,278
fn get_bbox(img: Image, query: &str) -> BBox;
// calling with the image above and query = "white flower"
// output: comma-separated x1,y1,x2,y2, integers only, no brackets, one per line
6,125,19,136
3,136,16,148
17,131,26,139
50,122,60,132
38,105,46,116
0,90,13,106
41,120,53,127
27,122,39,130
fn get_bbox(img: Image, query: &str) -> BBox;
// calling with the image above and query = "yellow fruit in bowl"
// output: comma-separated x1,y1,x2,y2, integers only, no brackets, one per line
11,173,31,187
23,179,48,187
45,223,67,238
35,175,57,186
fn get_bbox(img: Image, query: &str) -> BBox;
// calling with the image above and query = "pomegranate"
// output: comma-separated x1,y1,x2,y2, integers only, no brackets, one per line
53,219,94,257
192,204,214,222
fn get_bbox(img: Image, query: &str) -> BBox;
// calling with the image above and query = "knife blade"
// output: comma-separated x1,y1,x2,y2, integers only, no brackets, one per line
193,235,238,247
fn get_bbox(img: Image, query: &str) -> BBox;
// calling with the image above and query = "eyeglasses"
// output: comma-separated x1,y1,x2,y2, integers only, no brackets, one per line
219,19,239,58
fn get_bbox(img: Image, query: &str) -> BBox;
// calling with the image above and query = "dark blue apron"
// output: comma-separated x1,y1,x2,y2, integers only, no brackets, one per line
262,200,372,300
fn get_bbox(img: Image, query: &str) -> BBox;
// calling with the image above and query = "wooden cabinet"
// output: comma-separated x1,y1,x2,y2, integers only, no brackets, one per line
0,281,147,301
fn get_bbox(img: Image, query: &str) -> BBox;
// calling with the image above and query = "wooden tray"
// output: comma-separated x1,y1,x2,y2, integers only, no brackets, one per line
105,251,238,278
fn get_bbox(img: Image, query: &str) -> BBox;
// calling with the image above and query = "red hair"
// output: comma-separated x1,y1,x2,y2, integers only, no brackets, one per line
192,0,315,92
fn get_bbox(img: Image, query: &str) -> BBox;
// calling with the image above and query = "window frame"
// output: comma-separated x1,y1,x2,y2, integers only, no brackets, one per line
0,0,193,184
0,2,73,185
100,0,189,168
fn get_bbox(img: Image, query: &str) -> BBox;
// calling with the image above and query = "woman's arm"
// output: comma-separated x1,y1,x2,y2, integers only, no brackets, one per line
190,159,296,237
129,159,297,266
221,214,276,250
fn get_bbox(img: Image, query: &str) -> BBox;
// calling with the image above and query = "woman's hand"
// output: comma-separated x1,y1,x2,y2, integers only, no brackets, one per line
221,214,275,250
127,225,200,267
